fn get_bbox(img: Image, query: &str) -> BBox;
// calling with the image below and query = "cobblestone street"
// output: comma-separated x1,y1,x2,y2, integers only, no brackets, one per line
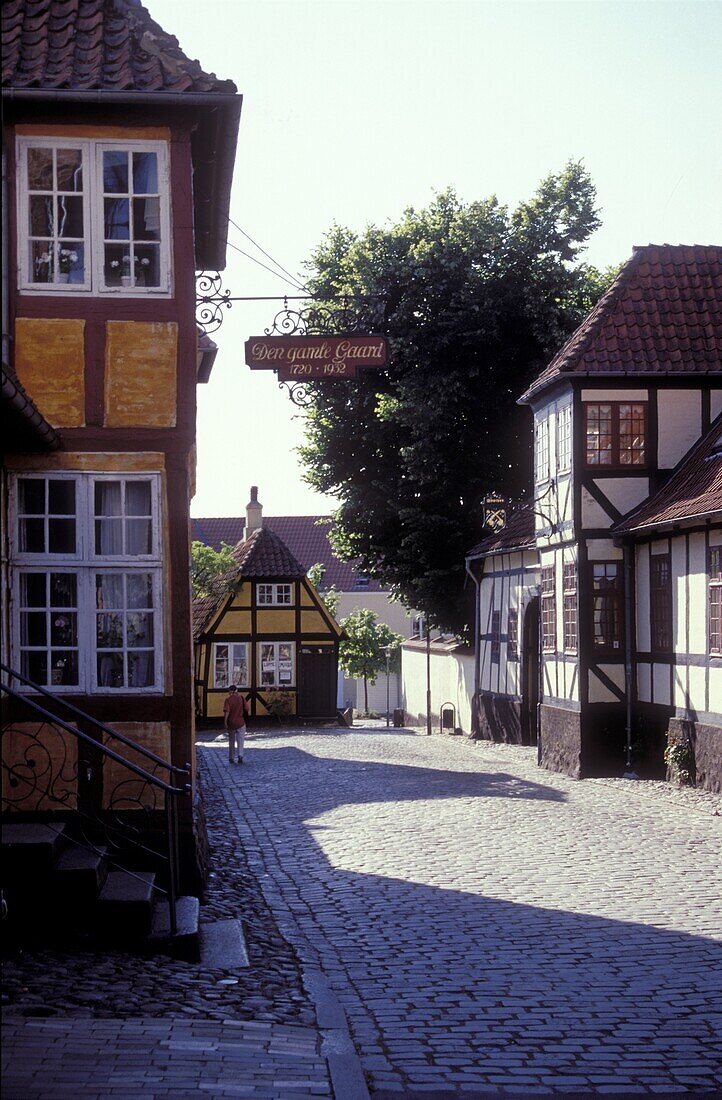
205,724,722,1096
3,722,722,1097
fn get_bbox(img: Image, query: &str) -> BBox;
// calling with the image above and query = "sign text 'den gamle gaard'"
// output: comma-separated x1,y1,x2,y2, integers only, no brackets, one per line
244,335,388,378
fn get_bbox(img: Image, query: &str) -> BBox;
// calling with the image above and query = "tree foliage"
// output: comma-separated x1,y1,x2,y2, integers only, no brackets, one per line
298,162,618,633
338,608,404,715
307,562,340,618
191,540,237,599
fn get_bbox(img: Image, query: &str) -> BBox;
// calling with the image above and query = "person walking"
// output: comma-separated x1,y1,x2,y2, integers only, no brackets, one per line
223,684,249,765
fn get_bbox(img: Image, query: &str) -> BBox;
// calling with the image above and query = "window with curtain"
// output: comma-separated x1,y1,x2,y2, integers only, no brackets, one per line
17,137,170,294
12,473,162,691
213,643,249,688
590,562,623,652
258,641,295,686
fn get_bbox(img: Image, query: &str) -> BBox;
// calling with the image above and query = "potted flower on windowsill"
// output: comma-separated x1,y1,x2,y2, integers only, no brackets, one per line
58,248,79,283
111,254,151,287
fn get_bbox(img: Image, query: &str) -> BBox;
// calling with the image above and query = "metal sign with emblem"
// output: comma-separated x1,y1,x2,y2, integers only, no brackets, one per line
483,494,507,532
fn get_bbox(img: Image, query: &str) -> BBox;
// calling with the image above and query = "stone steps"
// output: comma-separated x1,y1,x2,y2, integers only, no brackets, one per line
1,822,199,959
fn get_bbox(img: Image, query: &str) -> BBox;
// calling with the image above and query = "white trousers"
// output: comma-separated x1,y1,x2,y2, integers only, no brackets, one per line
228,725,246,762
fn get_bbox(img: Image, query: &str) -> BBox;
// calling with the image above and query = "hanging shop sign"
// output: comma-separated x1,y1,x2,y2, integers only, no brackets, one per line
244,335,388,378
483,494,508,532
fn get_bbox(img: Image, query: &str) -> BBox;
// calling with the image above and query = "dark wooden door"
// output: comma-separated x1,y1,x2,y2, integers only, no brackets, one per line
298,646,337,718
521,597,540,746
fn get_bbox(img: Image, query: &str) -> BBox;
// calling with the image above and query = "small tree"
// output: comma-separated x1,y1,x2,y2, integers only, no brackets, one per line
191,540,237,599
307,561,341,618
339,607,403,715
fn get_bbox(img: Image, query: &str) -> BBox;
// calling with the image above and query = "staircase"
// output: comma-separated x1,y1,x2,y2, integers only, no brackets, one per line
1,663,200,960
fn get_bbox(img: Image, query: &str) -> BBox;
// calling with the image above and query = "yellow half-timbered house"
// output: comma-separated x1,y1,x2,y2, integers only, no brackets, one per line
193,527,342,722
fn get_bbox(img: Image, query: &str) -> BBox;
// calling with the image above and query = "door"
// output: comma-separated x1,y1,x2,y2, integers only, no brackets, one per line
521,597,540,746
298,646,337,718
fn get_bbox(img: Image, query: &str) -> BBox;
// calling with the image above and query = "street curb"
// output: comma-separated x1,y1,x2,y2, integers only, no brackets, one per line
304,966,369,1099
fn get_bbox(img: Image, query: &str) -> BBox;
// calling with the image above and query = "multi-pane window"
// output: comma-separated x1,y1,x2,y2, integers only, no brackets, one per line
709,547,722,655
257,583,293,605
259,642,295,687
13,473,161,691
490,610,501,661
101,148,163,289
23,144,87,287
584,402,647,467
213,642,249,688
17,137,170,294
562,562,578,653
591,562,623,652
507,605,518,661
557,405,572,472
650,554,673,652
535,416,550,483
541,566,556,652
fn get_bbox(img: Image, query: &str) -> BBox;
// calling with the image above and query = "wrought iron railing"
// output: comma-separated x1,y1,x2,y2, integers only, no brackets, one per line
1,662,191,936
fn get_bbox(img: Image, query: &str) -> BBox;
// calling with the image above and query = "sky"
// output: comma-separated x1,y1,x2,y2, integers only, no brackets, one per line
146,0,722,520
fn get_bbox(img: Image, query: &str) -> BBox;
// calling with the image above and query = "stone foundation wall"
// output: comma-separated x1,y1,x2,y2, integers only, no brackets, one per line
668,717,722,794
539,704,582,779
472,693,523,744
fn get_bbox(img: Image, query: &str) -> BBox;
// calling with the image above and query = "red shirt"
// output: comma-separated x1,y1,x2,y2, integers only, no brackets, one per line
224,692,248,729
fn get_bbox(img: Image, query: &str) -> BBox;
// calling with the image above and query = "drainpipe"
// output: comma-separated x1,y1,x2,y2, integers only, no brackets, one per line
623,541,635,773
465,556,481,735
2,144,9,367
426,618,432,736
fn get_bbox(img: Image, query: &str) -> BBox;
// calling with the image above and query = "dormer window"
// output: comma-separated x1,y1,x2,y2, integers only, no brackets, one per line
17,137,171,295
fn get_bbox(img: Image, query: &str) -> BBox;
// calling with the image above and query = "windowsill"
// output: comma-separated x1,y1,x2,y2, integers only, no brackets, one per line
18,287,173,299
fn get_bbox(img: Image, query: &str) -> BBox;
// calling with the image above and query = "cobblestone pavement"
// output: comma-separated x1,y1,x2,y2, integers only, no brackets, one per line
203,724,722,1096
2,747,332,1098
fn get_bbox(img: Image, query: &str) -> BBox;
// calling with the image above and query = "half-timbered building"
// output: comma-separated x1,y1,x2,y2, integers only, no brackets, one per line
1,0,241,906
193,526,343,723
468,245,721,790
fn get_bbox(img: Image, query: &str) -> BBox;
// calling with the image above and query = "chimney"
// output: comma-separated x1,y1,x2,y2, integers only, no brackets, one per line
244,486,263,540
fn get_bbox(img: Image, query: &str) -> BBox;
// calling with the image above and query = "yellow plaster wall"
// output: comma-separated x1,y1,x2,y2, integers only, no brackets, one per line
102,722,171,810
206,692,226,719
300,586,316,607
301,610,331,634
257,610,296,634
2,722,78,811
4,452,165,473
216,610,252,635
15,318,85,427
229,584,251,608
105,321,178,427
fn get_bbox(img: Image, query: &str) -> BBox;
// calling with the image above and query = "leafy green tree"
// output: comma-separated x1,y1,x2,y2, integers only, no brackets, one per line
307,562,340,618
298,162,618,633
191,540,237,599
339,608,403,715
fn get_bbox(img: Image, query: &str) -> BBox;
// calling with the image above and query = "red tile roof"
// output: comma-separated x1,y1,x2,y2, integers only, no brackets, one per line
192,527,307,639
2,0,236,93
614,417,722,535
521,245,722,403
191,515,384,593
466,505,536,559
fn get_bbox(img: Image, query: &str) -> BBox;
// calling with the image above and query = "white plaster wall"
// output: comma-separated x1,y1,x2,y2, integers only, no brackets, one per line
709,667,722,717
653,663,671,706
687,665,707,716
586,539,622,561
401,645,475,733
687,532,707,653
657,389,701,469
588,664,624,703
336,591,413,637
637,661,652,703
636,543,651,653
581,488,611,529
600,478,650,519
711,389,722,421
671,538,687,653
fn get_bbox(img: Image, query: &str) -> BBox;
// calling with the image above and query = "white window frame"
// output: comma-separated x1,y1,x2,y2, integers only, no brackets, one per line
557,405,572,473
16,136,172,297
10,471,164,693
258,641,295,687
213,642,249,688
256,583,293,606
535,415,550,484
